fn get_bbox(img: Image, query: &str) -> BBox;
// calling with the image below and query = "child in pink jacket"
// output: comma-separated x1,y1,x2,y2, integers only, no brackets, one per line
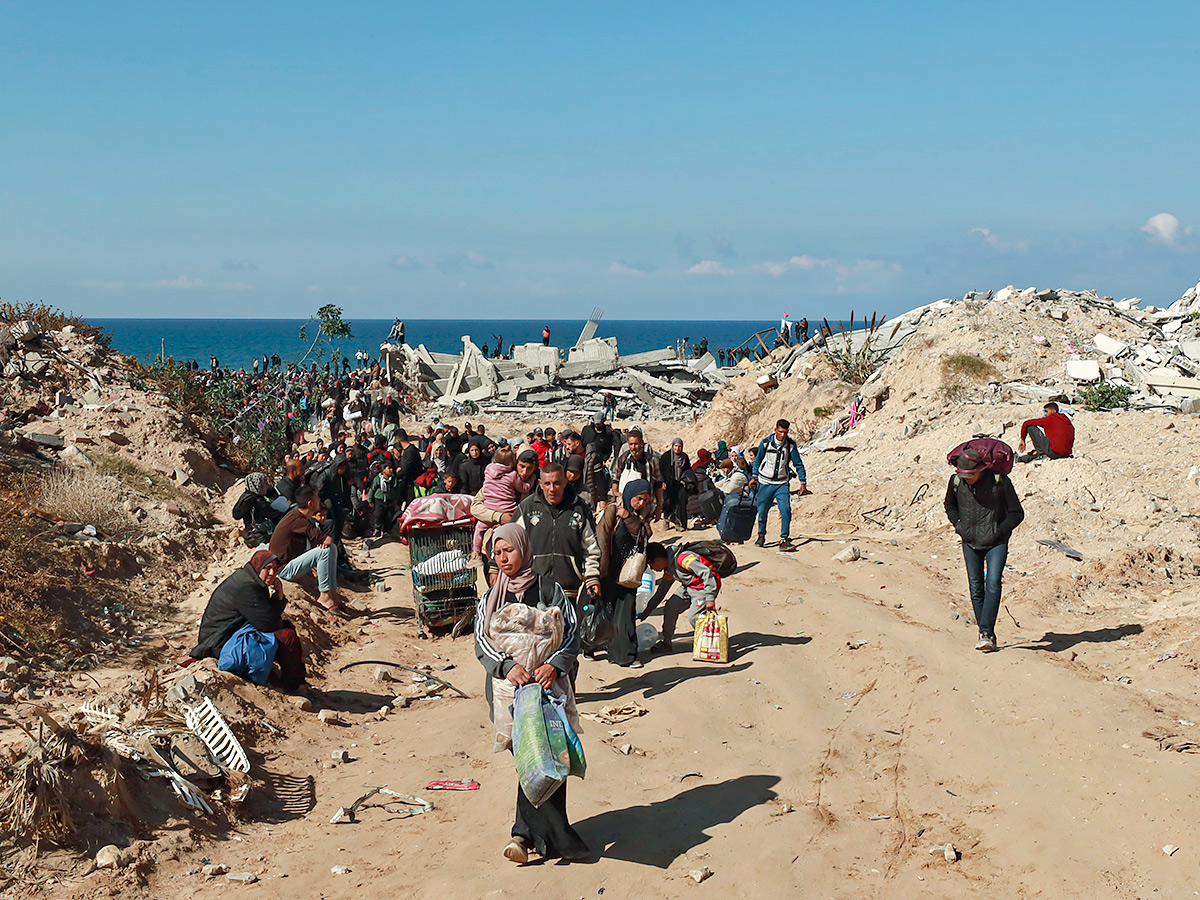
473,449,535,553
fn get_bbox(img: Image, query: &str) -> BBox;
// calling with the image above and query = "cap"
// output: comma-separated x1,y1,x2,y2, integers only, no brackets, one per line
592,411,604,424
955,447,985,474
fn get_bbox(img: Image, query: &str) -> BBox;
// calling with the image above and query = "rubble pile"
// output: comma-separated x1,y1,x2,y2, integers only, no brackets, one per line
382,334,729,421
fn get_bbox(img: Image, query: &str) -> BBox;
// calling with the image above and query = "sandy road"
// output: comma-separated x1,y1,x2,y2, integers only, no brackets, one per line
150,526,1200,900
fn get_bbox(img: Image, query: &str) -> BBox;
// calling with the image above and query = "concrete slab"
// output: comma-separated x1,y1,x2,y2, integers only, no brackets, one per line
1066,359,1101,381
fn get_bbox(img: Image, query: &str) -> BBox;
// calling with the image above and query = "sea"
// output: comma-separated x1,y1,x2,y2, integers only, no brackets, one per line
93,318,791,369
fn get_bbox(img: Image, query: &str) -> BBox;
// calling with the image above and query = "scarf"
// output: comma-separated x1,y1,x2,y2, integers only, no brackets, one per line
431,441,446,473
622,478,651,513
671,440,686,480
248,550,278,581
482,523,539,641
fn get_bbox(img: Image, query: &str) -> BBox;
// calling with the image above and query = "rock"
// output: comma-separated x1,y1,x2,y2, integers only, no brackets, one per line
1066,359,1101,382
25,432,65,449
833,545,862,564
690,866,714,883
1163,844,1180,856
1093,334,1129,357
374,666,395,683
943,843,958,862
202,863,230,876
318,709,343,725
62,522,85,535
0,657,21,676
101,430,130,445
289,695,314,712
95,845,131,869
331,749,351,763
391,695,412,709
163,501,183,516
11,320,40,343
225,872,259,884
58,445,94,467
331,865,352,875
173,467,191,485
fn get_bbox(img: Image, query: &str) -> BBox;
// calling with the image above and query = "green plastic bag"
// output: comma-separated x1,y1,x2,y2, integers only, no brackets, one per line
550,695,586,778
511,684,569,807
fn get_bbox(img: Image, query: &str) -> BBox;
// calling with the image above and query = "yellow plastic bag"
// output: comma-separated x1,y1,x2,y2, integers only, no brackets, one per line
692,612,729,663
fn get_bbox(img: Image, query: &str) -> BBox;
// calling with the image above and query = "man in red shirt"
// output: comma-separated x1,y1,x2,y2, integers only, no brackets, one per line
1018,402,1075,462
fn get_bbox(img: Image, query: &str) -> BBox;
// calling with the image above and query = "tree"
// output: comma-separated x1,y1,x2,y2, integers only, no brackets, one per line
297,304,353,367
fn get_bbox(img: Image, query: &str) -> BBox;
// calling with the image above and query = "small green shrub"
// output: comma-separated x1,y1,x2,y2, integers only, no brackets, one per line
940,353,999,381
813,406,831,419
1077,382,1133,411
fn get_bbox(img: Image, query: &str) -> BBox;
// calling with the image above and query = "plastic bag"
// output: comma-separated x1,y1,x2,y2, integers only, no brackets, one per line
579,597,616,650
550,694,586,778
218,623,279,685
692,612,729,663
511,684,570,807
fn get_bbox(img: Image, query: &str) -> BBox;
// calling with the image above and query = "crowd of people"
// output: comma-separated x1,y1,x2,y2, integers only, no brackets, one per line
186,347,1080,864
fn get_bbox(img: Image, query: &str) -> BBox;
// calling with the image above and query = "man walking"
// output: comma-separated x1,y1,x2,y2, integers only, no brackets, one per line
750,418,807,551
513,463,601,610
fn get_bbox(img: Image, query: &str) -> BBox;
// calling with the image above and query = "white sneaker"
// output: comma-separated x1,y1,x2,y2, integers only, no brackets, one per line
975,635,997,652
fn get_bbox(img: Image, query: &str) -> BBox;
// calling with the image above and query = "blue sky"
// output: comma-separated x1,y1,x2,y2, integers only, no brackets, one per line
2,2,1199,319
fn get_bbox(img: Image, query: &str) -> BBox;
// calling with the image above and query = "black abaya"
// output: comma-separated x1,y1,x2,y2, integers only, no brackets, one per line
513,780,590,860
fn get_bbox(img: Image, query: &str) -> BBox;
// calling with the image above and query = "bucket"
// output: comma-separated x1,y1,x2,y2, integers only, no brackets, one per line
636,622,659,652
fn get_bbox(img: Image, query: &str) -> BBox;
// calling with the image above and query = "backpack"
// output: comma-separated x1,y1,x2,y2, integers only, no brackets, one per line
680,541,738,578
946,438,1014,476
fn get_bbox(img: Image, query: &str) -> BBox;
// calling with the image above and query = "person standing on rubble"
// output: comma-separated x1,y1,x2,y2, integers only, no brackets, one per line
750,419,806,551
1017,402,1075,463
542,325,551,346
943,447,1025,653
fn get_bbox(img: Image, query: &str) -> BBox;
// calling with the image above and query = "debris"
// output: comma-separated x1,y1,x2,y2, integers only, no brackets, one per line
225,872,259,884
1036,539,1083,561
1143,728,1200,753
318,709,344,726
671,772,702,783
581,700,649,724
833,545,862,564
1065,359,1101,382
425,780,480,790
331,865,353,875
332,749,351,763
339,660,469,698
690,866,714,883
846,640,869,650
1163,845,1180,857
202,864,230,877
95,844,131,869
330,785,434,824
944,843,958,862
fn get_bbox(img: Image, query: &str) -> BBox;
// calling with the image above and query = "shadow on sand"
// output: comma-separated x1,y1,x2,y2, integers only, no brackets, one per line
1015,623,1143,652
575,775,780,868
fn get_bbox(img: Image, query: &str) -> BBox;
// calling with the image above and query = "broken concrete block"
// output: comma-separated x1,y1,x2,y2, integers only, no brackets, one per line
25,432,66,449
1180,341,1200,362
833,545,862,563
1093,334,1129,357
95,845,131,869
11,320,40,343
58,445,94,467
1066,359,1101,382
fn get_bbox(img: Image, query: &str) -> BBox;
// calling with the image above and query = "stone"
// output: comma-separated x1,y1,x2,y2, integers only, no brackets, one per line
1048,307,1068,321
289,695,314,712
690,866,714,883
225,872,259,884
164,501,183,516
833,545,862,564
943,842,958,862
58,445,94,467
101,430,130,445
373,666,395,683
331,749,351,762
1093,334,1129,357
331,865,353,875
25,432,65,449
201,863,230,876
0,657,19,676
11,320,40,343
173,467,191,485
318,709,343,725
1181,341,1200,362
95,845,131,869
1066,359,1101,382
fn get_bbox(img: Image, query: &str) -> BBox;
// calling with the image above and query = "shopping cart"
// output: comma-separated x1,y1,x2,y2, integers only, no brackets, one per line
407,521,478,638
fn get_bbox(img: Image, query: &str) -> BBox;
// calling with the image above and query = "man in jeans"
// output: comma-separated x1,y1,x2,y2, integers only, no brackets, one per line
269,485,348,614
750,419,807,551
943,448,1025,652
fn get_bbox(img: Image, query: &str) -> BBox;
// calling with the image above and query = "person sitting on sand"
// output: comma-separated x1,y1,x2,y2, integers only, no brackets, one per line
269,485,348,615
1017,401,1075,463
187,550,315,695
943,447,1025,653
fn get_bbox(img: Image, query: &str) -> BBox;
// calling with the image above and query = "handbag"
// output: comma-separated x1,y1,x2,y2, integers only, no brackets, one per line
617,529,648,588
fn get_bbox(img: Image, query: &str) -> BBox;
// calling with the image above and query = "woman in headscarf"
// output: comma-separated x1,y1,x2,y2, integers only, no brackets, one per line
596,478,655,668
475,523,589,864
658,437,693,531
714,440,730,462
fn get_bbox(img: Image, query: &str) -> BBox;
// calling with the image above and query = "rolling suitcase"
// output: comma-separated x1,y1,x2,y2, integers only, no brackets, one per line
717,490,756,543
697,488,724,522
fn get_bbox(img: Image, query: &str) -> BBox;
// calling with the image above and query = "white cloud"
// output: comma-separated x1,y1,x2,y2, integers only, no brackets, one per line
152,275,201,289
387,254,423,271
1140,212,1190,246
608,261,653,277
687,260,733,275
970,227,1029,253
757,255,834,276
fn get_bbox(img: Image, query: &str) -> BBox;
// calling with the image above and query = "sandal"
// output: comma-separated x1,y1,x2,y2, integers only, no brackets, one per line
649,641,674,654
504,837,529,864
316,597,352,618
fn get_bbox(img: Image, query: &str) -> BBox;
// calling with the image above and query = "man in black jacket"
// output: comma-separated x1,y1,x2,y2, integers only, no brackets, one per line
943,448,1025,653
187,550,311,691
512,464,601,609
394,430,425,504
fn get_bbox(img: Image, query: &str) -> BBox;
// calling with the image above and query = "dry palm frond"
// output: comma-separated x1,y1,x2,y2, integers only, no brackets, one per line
0,712,93,844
